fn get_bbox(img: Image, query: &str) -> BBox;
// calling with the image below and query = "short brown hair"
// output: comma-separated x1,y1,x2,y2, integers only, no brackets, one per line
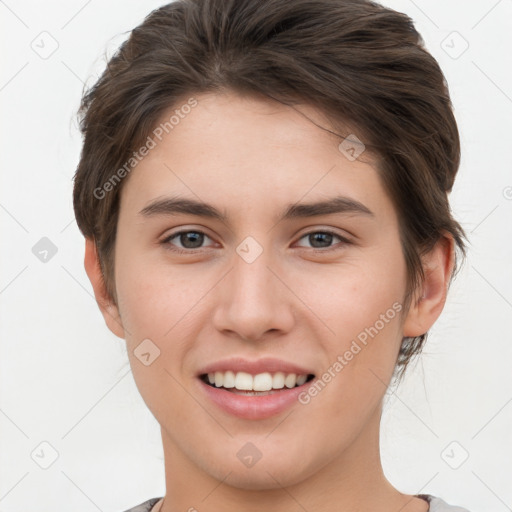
73,0,468,382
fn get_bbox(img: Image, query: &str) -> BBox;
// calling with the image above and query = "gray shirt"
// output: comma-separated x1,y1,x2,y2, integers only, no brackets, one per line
121,494,471,512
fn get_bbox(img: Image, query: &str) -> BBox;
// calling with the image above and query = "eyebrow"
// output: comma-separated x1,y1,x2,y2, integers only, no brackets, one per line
139,195,374,223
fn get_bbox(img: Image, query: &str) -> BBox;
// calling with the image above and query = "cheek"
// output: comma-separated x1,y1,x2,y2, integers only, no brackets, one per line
114,252,203,341
291,259,406,400
293,256,404,336
114,261,203,420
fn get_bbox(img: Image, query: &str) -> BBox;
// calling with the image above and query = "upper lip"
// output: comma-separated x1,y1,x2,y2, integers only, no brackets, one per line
197,357,315,377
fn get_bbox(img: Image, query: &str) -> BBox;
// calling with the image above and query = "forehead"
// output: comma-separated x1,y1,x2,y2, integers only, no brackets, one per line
119,92,395,226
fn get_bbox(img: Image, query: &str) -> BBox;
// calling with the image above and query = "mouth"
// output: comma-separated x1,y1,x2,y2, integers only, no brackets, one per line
199,371,316,396
196,357,318,419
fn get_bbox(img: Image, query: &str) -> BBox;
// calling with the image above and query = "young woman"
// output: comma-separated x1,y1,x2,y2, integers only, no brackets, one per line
73,1,470,510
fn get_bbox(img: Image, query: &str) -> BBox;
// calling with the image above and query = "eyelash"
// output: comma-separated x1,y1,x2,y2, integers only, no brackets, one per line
161,229,351,255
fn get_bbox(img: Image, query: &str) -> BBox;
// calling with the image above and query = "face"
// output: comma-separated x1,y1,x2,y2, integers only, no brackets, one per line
92,91,438,490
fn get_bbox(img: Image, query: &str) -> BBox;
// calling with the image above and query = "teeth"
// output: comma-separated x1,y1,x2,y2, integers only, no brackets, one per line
273,371,285,389
284,373,296,388
253,372,272,391
223,370,235,388
205,371,310,391
296,374,307,386
235,371,253,390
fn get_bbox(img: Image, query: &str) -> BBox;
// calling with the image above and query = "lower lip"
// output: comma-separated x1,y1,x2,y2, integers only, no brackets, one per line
198,378,313,420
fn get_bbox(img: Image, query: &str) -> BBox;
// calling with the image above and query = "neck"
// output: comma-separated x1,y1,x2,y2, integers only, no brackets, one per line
158,403,427,512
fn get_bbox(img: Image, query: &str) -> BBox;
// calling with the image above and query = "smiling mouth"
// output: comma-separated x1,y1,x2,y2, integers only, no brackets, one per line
199,372,315,395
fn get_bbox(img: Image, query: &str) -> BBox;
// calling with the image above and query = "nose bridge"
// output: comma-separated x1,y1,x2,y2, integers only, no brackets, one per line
212,236,293,340
233,244,274,302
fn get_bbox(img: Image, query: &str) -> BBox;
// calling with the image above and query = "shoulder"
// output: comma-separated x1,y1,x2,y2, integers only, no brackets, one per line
119,497,163,512
119,495,473,512
418,494,472,512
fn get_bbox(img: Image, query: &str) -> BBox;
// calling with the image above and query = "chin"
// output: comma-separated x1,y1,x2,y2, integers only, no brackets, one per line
217,464,311,491
197,443,319,491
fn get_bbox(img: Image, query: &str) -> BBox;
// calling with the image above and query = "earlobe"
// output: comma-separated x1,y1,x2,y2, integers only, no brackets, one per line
402,233,455,338
84,238,125,339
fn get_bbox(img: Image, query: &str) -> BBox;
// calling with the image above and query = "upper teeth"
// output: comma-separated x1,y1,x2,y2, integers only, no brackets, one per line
207,371,308,391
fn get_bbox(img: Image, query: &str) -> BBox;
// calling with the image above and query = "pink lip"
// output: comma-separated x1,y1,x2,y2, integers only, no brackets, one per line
197,356,314,377
197,377,314,420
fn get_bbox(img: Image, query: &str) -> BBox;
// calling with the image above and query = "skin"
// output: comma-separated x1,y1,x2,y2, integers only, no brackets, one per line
84,91,454,512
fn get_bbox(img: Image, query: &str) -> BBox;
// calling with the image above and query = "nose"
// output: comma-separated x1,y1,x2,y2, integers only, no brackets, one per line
212,244,295,342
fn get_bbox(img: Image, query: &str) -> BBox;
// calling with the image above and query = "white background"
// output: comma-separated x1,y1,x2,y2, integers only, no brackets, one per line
1,0,511,511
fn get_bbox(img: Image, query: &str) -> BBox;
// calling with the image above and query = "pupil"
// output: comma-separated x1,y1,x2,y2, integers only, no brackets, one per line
311,232,332,248
181,232,203,249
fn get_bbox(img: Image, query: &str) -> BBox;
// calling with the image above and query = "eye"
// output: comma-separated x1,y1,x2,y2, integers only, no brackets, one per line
295,230,350,251
161,229,214,253
161,228,351,254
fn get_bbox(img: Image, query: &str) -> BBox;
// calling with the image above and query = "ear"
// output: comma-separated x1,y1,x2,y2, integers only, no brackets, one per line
402,232,455,338
84,238,125,339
